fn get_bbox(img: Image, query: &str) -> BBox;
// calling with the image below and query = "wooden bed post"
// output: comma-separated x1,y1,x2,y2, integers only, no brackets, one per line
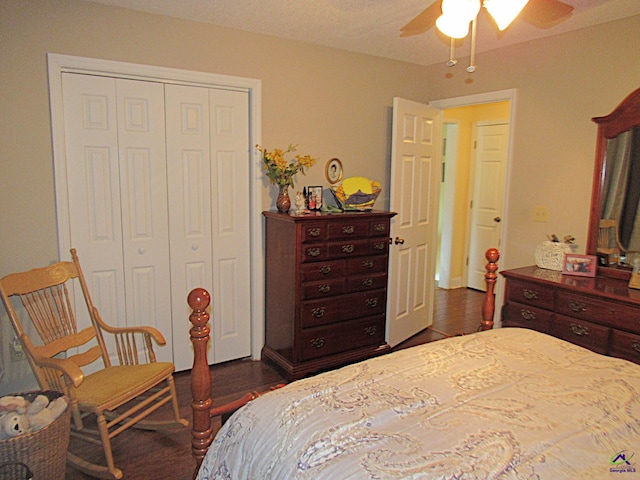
480,248,500,331
188,288,213,479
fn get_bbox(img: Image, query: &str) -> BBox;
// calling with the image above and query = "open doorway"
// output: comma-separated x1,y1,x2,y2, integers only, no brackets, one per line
431,90,516,334
434,98,512,292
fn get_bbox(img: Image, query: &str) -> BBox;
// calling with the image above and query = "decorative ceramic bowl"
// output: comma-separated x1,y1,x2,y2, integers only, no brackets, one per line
330,178,381,211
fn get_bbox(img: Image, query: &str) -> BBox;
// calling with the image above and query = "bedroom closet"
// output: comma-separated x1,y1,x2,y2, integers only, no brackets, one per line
53,68,252,372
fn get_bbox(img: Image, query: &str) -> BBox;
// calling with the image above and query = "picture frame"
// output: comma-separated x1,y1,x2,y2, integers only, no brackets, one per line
325,158,343,185
562,254,597,277
307,186,323,211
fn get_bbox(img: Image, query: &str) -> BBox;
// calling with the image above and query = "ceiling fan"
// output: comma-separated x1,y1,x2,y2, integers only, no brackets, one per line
401,0,574,72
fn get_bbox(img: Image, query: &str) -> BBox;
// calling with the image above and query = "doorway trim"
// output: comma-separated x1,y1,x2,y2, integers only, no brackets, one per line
47,53,264,359
430,89,517,324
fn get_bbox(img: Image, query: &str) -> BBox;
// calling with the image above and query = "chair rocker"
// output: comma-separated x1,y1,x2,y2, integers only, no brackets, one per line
0,249,188,479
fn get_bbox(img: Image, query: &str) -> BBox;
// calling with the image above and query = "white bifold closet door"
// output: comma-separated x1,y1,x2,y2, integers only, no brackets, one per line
60,73,250,371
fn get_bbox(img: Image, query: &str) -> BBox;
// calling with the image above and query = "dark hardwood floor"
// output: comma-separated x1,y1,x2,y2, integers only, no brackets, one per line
64,287,484,479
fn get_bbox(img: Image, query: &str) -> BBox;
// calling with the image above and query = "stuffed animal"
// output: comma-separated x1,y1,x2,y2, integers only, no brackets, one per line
0,394,68,439
0,412,29,439
27,396,68,431
0,395,29,415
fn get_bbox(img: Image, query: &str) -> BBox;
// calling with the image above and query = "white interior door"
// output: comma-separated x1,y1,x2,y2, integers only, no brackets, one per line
59,73,251,372
61,73,173,364
166,85,251,370
116,79,173,362
467,122,509,291
387,98,442,347
165,84,214,370
208,89,251,363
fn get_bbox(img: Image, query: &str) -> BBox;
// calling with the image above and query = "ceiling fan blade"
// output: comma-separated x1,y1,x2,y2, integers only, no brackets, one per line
400,1,441,37
522,0,574,27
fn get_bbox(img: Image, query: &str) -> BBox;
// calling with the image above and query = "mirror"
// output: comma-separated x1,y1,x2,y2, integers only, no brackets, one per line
587,87,640,278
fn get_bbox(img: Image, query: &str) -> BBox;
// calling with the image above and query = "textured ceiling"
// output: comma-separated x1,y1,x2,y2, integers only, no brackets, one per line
87,0,640,66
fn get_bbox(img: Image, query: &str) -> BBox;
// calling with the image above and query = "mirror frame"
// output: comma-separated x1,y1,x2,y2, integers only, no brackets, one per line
587,87,640,279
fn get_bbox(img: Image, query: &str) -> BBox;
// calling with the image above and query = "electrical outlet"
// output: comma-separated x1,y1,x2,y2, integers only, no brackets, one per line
534,206,549,222
10,337,25,362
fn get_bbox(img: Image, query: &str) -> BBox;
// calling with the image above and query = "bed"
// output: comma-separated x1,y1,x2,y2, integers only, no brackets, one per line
187,249,640,478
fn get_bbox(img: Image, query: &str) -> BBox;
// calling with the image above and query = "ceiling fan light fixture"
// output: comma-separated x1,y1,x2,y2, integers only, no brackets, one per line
436,14,470,39
441,0,481,21
484,0,530,30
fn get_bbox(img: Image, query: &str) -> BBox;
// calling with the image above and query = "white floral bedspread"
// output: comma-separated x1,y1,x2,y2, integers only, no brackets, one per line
197,328,640,479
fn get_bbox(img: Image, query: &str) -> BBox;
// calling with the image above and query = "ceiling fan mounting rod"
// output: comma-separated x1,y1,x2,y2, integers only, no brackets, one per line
467,16,477,73
447,37,458,67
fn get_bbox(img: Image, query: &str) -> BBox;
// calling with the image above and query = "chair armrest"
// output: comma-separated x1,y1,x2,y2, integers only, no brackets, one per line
37,356,85,388
21,334,84,388
92,306,167,345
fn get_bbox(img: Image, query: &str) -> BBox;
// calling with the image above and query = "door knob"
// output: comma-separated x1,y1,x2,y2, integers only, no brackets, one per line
394,237,405,245
493,217,502,223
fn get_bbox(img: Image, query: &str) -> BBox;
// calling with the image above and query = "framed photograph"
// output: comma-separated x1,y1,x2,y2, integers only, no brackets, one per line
562,254,597,277
307,186,323,211
325,158,343,185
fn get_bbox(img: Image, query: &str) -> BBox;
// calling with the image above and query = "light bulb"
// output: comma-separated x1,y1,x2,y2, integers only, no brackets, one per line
436,14,470,39
441,0,481,22
484,0,530,30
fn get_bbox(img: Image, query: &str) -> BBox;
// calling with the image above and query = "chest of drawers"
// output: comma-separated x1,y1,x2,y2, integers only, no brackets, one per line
501,266,640,364
262,210,395,379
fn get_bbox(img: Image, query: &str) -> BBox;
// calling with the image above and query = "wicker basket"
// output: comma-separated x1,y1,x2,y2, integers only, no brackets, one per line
0,391,70,480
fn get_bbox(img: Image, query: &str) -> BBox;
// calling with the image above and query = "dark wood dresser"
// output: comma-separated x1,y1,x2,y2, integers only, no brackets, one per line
501,266,640,364
262,210,395,379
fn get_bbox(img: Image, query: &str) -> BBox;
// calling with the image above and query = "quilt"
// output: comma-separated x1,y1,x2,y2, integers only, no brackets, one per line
197,328,640,479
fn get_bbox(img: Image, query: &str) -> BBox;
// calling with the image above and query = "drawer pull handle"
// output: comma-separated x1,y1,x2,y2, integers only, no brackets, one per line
308,228,321,237
342,244,355,254
310,337,325,348
373,224,385,232
362,260,374,269
568,301,586,313
365,298,378,308
318,285,331,293
342,226,355,234
311,307,325,318
373,241,385,250
570,323,589,336
632,342,640,354
523,289,538,300
307,248,321,257
364,326,377,336
520,309,536,321
362,278,373,287
319,265,331,275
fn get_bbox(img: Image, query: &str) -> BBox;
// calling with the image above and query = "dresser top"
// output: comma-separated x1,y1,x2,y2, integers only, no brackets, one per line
263,210,396,222
501,265,640,305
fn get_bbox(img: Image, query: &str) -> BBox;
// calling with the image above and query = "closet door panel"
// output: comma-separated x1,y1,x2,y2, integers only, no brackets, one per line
116,79,173,362
165,84,214,370
209,89,251,362
58,73,253,372
61,73,126,338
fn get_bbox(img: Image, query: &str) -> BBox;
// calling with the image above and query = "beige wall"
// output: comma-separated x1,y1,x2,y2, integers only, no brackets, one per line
422,15,640,270
1,0,639,392
0,0,430,393
0,0,429,277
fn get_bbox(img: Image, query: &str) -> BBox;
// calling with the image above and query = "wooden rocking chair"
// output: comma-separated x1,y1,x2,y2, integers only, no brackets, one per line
0,249,188,479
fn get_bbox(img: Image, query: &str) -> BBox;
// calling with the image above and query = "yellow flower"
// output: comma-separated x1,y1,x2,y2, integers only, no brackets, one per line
257,144,317,188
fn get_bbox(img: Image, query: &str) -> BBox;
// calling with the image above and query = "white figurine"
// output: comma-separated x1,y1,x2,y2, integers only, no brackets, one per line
295,191,305,212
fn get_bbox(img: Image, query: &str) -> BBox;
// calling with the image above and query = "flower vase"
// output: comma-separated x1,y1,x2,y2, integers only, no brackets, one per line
276,185,291,213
